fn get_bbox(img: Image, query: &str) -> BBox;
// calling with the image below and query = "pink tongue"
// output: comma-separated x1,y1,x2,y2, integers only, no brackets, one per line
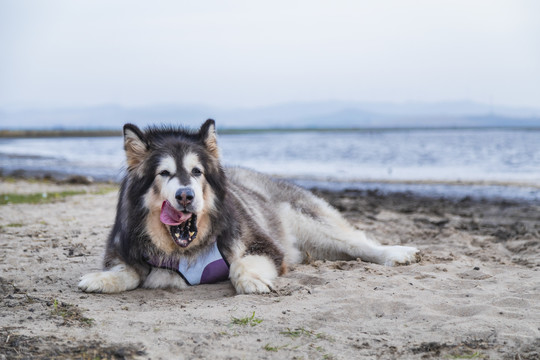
160,201,192,226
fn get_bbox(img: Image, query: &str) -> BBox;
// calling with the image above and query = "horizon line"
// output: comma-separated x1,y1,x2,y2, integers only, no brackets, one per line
3,125,540,138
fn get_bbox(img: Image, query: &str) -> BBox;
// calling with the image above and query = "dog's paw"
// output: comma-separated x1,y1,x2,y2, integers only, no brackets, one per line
382,246,420,266
78,271,131,293
78,272,121,293
78,265,140,293
229,255,278,295
232,275,273,294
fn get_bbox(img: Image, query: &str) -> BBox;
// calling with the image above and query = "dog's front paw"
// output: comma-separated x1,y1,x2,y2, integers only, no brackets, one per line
78,265,140,293
229,255,278,295
78,272,126,293
382,246,420,266
232,275,273,294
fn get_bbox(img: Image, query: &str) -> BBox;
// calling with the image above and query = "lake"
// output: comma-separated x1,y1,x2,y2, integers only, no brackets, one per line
1,128,540,200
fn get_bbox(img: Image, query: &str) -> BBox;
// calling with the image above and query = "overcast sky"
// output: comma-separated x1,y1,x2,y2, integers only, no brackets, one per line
1,0,539,110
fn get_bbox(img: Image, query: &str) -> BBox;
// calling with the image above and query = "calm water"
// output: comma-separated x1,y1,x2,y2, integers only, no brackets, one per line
1,129,540,200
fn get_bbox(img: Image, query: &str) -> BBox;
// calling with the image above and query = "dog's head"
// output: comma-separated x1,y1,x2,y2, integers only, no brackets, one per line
122,119,224,253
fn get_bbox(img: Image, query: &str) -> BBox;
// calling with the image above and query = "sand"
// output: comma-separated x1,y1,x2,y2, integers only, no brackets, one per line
1,179,539,359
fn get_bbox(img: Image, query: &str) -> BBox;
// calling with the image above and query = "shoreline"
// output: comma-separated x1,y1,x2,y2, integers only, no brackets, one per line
8,169,540,186
3,169,540,204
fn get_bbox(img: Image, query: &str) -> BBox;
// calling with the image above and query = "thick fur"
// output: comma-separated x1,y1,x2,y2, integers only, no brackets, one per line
79,120,420,294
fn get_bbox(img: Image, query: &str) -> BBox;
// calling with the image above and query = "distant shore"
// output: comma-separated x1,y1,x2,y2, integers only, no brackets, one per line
2,126,540,138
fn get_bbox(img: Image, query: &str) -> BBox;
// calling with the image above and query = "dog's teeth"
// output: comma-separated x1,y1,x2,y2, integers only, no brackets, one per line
189,231,194,237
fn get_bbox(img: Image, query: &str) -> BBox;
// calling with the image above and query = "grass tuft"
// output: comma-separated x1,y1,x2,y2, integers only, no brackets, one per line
230,311,263,326
280,327,333,341
0,185,117,206
50,298,94,327
263,343,289,352
1,191,86,205
6,223,24,227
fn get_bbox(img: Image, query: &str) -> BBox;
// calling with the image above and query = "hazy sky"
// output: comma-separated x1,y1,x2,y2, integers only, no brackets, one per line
1,0,539,110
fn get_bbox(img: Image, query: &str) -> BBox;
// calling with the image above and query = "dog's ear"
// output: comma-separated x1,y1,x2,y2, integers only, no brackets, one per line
123,123,148,170
199,119,219,158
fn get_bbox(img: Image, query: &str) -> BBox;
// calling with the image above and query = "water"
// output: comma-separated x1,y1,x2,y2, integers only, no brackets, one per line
0,137,125,180
1,129,540,201
220,129,540,183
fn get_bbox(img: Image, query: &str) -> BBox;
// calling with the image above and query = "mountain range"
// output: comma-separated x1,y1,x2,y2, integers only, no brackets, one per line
1,100,539,130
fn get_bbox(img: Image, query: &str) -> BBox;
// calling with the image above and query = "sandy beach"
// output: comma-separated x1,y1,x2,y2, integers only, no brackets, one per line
1,178,539,359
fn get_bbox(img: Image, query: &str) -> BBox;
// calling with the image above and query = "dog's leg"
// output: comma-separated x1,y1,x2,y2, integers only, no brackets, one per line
78,263,141,293
336,230,420,266
142,268,188,290
229,255,278,294
284,202,420,266
300,226,419,266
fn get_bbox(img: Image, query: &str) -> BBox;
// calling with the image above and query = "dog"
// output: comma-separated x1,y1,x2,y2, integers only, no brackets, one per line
78,119,420,294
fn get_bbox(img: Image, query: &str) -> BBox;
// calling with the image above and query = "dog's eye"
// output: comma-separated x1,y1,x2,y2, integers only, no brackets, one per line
159,170,171,177
191,167,202,176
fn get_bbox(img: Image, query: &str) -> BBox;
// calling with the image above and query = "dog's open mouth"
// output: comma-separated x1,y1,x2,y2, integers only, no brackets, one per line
169,215,198,247
160,201,198,248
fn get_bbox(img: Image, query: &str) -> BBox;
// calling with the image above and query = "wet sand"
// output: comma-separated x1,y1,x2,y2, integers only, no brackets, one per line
1,179,539,359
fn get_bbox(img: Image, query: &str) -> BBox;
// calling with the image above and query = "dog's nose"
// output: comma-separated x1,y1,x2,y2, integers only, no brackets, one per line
175,187,195,208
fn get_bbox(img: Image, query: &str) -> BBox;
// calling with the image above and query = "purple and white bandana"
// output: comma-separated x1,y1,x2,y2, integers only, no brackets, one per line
146,241,229,285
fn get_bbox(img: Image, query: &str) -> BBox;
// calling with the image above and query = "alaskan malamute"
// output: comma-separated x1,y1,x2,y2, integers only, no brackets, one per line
79,120,420,294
